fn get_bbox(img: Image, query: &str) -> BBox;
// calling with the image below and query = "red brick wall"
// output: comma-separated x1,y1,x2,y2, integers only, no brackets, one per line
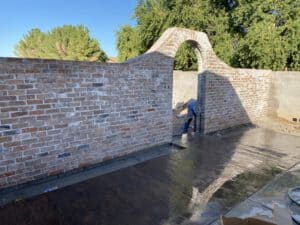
0,56,173,188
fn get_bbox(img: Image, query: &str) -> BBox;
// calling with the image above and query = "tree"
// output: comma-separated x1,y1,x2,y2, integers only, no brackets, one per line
117,25,142,62
285,18,300,69
15,29,47,58
15,25,107,62
229,0,300,70
174,43,198,71
232,21,287,70
117,0,300,71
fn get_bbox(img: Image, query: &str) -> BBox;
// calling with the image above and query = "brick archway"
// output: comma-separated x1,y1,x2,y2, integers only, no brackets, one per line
147,27,221,133
140,27,271,134
146,27,225,72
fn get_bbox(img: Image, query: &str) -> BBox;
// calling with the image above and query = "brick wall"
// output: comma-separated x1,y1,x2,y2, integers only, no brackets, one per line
200,68,272,133
0,55,173,188
0,27,279,188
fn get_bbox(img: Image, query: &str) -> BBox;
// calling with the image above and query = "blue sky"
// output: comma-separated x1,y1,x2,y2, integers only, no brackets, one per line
0,0,137,57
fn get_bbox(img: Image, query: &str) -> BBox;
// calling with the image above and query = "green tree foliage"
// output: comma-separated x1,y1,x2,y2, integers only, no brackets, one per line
15,29,47,58
232,21,287,70
117,0,300,71
15,25,107,62
174,43,198,71
117,25,142,62
230,0,300,70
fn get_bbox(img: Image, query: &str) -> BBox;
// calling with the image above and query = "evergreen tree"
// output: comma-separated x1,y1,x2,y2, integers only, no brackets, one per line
15,25,107,62
15,29,47,58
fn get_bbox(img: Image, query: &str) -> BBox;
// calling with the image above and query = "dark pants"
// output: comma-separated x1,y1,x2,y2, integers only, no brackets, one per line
183,112,197,133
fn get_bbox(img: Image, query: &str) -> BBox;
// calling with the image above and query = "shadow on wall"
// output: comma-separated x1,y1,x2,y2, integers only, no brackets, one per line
172,68,251,135
199,70,251,134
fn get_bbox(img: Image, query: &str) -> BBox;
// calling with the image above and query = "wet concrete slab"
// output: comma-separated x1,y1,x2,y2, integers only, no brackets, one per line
0,143,181,207
251,164,300,208
0,126,300,225
216,164,300,225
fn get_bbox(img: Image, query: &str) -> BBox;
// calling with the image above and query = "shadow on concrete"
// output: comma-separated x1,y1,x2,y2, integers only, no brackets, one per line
0,131,247,225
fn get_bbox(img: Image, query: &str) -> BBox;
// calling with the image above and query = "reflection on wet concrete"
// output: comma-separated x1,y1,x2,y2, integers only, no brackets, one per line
0,127,300,225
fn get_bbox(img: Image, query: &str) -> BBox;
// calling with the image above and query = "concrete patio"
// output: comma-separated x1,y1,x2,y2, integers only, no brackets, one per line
0,126,300,225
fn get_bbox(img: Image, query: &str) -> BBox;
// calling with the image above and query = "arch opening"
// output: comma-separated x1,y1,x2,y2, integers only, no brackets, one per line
172,40,204,136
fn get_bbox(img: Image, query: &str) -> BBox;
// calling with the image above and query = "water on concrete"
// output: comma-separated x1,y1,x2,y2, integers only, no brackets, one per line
0,127,300,225
211,163,300,225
